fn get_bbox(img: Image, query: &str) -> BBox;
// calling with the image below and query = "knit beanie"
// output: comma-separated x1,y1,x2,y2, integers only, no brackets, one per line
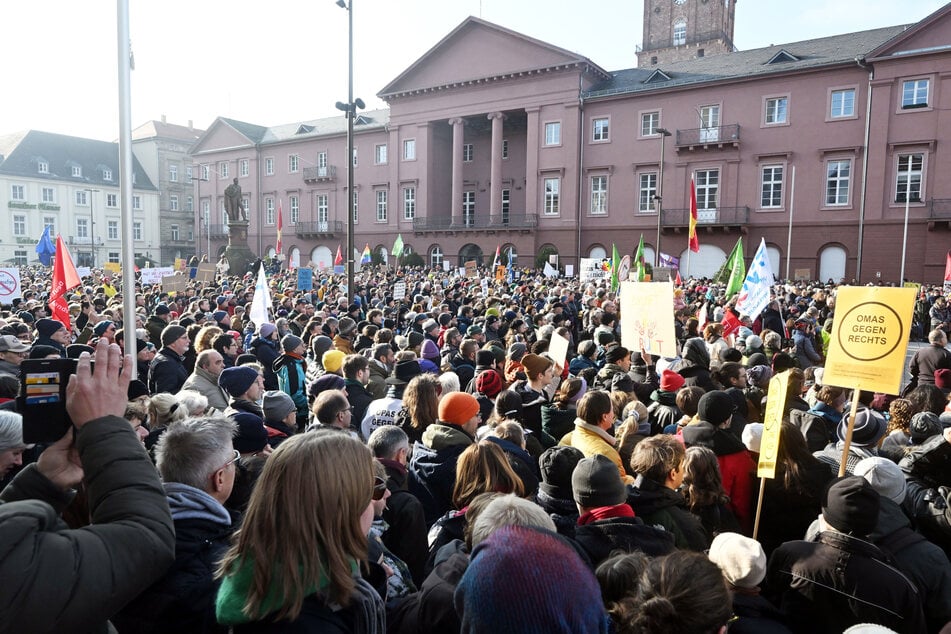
322,349,346,374
66,344,95,359
742,423,764,454
746,365,772,386
454,525,610,634
29,345,61,359
160,325,188,347
475,350,496,367
263,390,297,423
259,323,277,338
936,369,951,392
35,318,66,339
127,379,150,401
659,368,685,392
422,319,438,333
836,408,886,446
154,303,170,316
309,373,346,400
572,454,627,509
338,317,357,336
438,392,480,426
93,320,113,336
520,353,550,378
821,476,880,536
854,456,907,505
567,377,588,404
218,366,260,397
698,390,735,426
281,334,304,353
538,445,584,500
475,370,503,398
910,411,942,444
708,532,767,589
311,335,333,360
420,339,440,362
231,412,269,454
507,342,527,361
407,331,425,350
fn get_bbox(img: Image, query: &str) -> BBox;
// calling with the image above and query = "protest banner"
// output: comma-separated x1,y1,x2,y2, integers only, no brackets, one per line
161,274,187,293
140,267,174,285
195,263,217,283
0,268,22,303
464,260,478,278
297,267,313,291
76,267,92,279
392,282,406,301
548,332,569,368
564,264,574,277
753,369,791,540
579,258,611,284
103,262,122,275
619,281,677,358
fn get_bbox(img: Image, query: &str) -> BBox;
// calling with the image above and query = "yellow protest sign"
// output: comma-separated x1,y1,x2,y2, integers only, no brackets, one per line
822,286,916,395
104,262,122,275
619,281,677,358
757,370,790,479
464,261,478,278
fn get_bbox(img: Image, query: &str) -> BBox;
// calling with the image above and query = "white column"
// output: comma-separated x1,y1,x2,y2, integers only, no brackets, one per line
449,117,465,221
488,112,505,222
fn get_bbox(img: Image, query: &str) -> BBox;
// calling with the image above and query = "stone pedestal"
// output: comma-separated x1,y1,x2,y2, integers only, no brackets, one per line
224,221,256,276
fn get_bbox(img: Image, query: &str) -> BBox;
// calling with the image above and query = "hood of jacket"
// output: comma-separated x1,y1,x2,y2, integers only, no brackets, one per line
627,474,687,516
681,421,747,456
164,482,232,525
422,423,474,452
272,352,305,372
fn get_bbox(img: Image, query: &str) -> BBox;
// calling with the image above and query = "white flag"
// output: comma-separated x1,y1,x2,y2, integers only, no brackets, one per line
249,263,272,326
697,302,708,331
735,239,774,320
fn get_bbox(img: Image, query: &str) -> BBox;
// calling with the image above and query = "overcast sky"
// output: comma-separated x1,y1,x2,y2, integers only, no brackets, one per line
2,0,946,141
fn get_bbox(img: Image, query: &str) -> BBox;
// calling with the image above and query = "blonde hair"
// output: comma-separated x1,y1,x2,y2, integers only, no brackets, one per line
216,431,373,621
452,441,525,509
148,392,188,428
195,325,224,353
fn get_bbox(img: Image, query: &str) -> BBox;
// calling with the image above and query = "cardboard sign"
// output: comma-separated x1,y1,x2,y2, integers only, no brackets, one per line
442,260,451,272
297,268,314,291
822,286,916,395
161,274,187,292
619,281,677,358
465,260,478,278
392,282,406,301
140,267,174,285
794,268,811,281
757,370,791,479
652,266,673,282
195,263,217,283
0,268,22,303
548,332,569,368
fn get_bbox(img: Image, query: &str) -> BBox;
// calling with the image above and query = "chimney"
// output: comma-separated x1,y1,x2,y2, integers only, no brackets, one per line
161,114,167,124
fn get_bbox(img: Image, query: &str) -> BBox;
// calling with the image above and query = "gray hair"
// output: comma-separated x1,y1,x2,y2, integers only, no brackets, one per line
155,416,236,490
469,494,556,548
177,390,209,416
196,349,222,370
929,329,948,345
367,425,409,459
0,411,26,451
437,371,460,395
149,392,189,428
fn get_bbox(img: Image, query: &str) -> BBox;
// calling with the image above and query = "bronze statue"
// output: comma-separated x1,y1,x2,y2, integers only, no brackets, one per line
224,177,246,222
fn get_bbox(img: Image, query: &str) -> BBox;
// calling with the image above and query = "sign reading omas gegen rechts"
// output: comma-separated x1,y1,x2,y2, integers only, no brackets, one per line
822,286,916,395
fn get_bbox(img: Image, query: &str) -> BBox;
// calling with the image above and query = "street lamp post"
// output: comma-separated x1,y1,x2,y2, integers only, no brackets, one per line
652,128,672,268
192,166,209,259
336,0,364,305
83,188,101,267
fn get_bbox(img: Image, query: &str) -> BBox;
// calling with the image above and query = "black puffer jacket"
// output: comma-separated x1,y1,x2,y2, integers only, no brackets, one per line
626,475,708,551
572,515,675,566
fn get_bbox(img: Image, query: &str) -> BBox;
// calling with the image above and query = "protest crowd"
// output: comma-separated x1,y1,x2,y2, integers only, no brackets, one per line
3,253,951,634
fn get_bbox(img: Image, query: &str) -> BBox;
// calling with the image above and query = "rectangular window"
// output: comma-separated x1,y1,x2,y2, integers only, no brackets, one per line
201,164,210,180
317,194,328,223
825,159,852,206
352,191,359,223
831,89,855,118
902,79,929,109
106,193,117,207
169,164,178,182
288,154,299,173
133,221,142,241
376,190,388,222
202,200,210,217
403,187,416,220
502,189,510,224
43,216,56,237
765,97,788,124
641,112,660,136
695,169,719,210
463,191,475,226
543,178,560,215
699,105,721,142
219,162,229,178
590,175,608,214
10,185,24,200
132,195,142,210
502,139,509,159
76,190,88,206
265,198,275,225
12,215,26,236
37,160,48,174
239,159,249,177
186,196,194,212
463,143,473,162
264,158,274,176
592,117,610,142
102,169,113,181
169,195,179,211
544,122,561,146
108,220,119,240
761,165,784,208
403,139,416,160
72,165,82,178
13,250,27,266
639,173,658,212
290,195,299,224
171,224,180,241
896,153,924,203
185,165,193,181
673,21,686,46
375,144,388,165
76,218,89,238
108,252,120,264
42,187,55,203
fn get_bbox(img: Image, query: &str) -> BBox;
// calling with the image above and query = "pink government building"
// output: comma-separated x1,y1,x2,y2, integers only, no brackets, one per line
190,1,951,284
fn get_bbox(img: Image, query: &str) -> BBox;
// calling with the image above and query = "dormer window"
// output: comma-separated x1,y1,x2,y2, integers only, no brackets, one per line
102,169,112,181
71,165,82,177
766,50,800,64
37,160,49,174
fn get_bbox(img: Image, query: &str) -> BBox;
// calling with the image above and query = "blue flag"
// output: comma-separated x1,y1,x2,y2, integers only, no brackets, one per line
35,224,55,266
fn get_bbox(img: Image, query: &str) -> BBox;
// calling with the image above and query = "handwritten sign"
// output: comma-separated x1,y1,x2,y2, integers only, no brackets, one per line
619,281,677,358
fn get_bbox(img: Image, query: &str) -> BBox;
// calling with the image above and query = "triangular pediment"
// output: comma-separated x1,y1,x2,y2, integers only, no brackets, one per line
643,69,672,83
190,117,264,156
765,49,800,64
870,4,951,59
379,17,607,98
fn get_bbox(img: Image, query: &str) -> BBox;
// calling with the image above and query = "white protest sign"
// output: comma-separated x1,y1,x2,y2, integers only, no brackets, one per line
565,264,574,277
620,281,678,358
393,282,407,301
549,331,569,368
0,268,22,303
140,266,174,285
76,267,92,278
579,258,611,284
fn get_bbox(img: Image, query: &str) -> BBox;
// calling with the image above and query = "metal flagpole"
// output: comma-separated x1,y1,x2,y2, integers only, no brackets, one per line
117,0,137,378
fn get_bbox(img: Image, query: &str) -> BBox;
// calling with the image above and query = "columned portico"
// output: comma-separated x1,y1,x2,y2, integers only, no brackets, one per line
488,112,506,222
449,117,465,220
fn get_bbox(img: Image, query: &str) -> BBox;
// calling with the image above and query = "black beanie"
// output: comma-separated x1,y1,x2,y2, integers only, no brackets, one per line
698,390,735,426
538,446,585,500
821,476,880,536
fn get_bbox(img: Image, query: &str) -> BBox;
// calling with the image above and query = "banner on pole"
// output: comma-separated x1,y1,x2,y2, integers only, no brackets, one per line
619,281,677,358
757,370,791,479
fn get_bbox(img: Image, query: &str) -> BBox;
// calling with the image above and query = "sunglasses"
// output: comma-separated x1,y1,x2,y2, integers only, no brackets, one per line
372,476,388,501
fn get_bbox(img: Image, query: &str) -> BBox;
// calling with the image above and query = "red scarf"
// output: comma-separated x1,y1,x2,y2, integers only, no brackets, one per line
577,503,635,525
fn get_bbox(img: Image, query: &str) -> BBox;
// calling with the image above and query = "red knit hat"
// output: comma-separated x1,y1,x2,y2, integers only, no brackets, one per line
659,369,685,392
438,392,481,426
475,370,503,398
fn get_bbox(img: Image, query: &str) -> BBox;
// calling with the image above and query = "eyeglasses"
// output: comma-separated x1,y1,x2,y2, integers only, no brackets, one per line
372,476,388,501
220,449,240,471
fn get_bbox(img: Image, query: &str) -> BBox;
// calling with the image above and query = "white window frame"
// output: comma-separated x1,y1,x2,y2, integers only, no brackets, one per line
429,245,443,268
42,187,55,203
895,153,924,204
402,139,416,161
239,159,249,177
76,217,89,238
543,177,560,215
108,252,120,264
590,175,608,215
695,169,719,211
376,190,388,222
824,159,852,207
764,96,789,125
133,221,143,241
673,20,686,46
169,195,179,211
106,193,117,207
264,157,274,176
462,191,475,226
760,165,784,209
186,196,194,212
102,168,113,181
201,164,210,180
502,139,509,160
265,198,275,225
132,195,142,210
902,78,929,109
317,194,329,223
641,111,660,137
218,162,229,178
290,195,299,224
171,224,180,241
375,144,388,165
592,117,610,142
10,184,24,201
107,220,119,240
75,190,88,206
43,216,56,236
638,172,657,213
185,165,193,181
288,154,299,173
71,165,82,178
830,88,856,119
12,214,26,236
501,188,510,224
168,164,178,182
403,187,416,220
37,160,48,174
463,143,473,162
544,121,562,146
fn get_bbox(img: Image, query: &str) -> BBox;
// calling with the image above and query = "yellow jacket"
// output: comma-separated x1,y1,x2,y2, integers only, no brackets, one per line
562,419,635,485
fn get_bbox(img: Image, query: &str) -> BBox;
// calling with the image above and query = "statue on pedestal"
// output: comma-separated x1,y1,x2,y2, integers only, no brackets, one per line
224,177,246,223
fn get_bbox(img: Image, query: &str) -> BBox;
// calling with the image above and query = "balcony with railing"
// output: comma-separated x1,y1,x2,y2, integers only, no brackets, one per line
208,224,229,239
295,220,344,238
661,206,749,227
412,213,538,232
675,124,741,150
303,166,336,183
68,236,103,246
930,199,951,219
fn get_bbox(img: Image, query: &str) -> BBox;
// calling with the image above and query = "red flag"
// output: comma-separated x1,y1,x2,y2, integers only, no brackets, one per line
721,308,742,339
48,235,81,327
675,270,683,286
334,244,343,265
276,200,283,256
492,244,501,268
688,177,700,253
944,250,951,282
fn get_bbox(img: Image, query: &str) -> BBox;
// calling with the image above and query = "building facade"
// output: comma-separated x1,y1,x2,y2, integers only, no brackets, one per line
132,118,204,265
637,0,737,67
190,4,951,284
0,130,160,268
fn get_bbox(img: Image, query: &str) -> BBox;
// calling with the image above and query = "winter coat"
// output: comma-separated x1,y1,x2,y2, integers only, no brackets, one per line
387,551,469,634
380,458,429,587
563,419,634,485
755,458,833,558
728,592,793,634
536,489,580,538
648,389,683,435
332,334,354,355
541,403,577,441
483,435,540,496
766,531,926,634
792,329,822,369
907,343,951,388
146,315,169,347
511,380,557,450
182,366,230,413
344,379,375,432
568,354,598,377
682,421,756,533
626,475,709,551
0,416,175,633
273,353,308,417
426,510,467,576
572,510,675,566
408,423,474,526
248,336,280,390
366,360,389,399
149,347,189,395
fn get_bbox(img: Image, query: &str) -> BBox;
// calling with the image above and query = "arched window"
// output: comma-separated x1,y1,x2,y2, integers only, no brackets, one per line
589,245,607,259
819,244,847,283
430,244,443,268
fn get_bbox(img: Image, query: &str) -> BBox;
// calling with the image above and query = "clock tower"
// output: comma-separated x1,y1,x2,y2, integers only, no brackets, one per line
637,0,737,67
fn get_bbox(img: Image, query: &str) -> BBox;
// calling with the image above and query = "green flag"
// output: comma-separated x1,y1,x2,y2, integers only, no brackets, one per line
725,238,745,297
714,237,741,284
633,234,646,282
392,234,404,258
611,243,620,291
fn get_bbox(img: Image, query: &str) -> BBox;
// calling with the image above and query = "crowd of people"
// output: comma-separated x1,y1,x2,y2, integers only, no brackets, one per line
1,260,951,633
